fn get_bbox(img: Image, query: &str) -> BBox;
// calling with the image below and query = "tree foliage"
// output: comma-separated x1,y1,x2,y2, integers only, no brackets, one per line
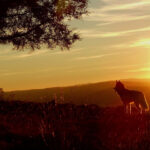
0,0,88,50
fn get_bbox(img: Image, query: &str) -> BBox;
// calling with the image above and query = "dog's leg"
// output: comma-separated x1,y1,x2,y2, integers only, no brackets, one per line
126,104,129,114
124,104,129,114
126,104,128,114
140,109,142,114
124,104,126,114
135,103,142,114
124,104,127,114
129,103,131,114
140,105,143,114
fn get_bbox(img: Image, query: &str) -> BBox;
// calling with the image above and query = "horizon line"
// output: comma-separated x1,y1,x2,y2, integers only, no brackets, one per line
5,77,150,92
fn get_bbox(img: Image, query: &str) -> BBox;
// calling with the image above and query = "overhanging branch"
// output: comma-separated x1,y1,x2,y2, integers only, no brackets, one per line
0,23,42,41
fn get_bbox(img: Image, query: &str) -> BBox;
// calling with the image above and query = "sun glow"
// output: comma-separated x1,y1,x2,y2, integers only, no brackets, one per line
132,39,150,48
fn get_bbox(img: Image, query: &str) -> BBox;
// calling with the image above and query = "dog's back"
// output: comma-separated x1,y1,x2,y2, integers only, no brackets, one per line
129,90,149,110
120,89,148,109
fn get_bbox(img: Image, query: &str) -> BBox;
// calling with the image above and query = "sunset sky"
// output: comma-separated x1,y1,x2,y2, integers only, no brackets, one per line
0,0,150,91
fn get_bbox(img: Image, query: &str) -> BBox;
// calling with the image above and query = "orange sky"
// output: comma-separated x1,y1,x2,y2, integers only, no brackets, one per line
0,0,150,91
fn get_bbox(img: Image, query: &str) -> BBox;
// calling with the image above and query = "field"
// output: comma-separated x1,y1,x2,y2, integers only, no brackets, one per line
0,100,150,150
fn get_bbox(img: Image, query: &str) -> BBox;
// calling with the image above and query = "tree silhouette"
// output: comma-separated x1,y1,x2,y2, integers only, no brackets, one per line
0,0,88,50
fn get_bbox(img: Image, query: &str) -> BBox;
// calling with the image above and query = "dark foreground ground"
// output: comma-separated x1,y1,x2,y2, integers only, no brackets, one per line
0,100,150,150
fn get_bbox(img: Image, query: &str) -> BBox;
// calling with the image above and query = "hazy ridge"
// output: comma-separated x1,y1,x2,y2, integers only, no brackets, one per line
4,78,150,107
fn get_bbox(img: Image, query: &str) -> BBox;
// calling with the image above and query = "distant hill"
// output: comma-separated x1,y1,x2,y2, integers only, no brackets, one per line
4,79,150,107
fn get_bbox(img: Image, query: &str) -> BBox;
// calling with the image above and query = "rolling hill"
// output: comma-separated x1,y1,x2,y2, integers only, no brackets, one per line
4,78,150,107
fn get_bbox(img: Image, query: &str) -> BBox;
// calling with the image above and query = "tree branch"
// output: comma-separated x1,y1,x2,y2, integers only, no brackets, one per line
0,23,42,41
5,12,29,18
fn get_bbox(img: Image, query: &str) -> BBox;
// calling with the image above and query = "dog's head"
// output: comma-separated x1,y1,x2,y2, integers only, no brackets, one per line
114,80,125,92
